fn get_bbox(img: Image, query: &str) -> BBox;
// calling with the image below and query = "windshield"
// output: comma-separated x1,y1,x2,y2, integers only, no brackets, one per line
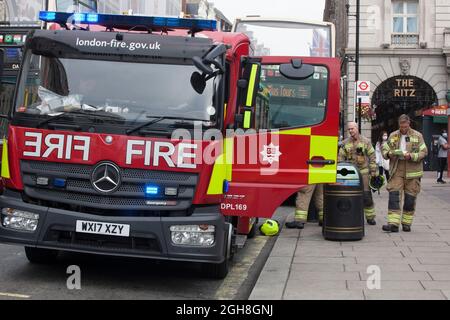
234,20,332,57
15,53,221,128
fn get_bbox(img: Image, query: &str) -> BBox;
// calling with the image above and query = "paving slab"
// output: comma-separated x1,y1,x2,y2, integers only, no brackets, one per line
359,271,432,281
421,281,450,290
344,263,413,272
410,264,450,272
288,271,360,281
284,289,364,300
363,290,446,300
347,280,424,290
290,263,345,272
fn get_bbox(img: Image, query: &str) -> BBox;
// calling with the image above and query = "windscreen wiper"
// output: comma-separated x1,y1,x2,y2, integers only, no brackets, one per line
37,109,124,128
126,115,207,135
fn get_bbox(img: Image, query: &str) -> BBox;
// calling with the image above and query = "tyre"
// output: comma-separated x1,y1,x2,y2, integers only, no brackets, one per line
202,258,229,279
24,247,59,264
202,224,232,279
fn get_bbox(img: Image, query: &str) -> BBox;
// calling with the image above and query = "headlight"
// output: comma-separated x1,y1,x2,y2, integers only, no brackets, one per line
1,208,39,232
170,225,215,247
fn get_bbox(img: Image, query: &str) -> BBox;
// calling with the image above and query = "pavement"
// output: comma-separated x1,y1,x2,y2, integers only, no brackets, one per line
250,171,450,300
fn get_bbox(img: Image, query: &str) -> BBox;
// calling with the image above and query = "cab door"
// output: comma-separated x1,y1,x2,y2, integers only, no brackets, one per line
221,56,340,218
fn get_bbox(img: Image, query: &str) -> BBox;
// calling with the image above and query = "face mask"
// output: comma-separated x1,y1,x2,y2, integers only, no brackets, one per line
443,133,448,139
383,135,388,141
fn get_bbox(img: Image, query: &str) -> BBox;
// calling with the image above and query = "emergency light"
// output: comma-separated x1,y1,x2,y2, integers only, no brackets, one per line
39,11,217,31
145,185,159,196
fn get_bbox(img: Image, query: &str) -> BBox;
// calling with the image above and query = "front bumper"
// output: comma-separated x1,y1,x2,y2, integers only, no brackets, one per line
0,189,227,264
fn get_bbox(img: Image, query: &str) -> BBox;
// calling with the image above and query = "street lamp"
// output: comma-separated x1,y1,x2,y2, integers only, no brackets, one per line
346,0,361,132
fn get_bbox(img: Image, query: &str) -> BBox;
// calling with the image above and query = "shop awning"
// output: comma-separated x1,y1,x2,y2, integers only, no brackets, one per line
422,105,448,116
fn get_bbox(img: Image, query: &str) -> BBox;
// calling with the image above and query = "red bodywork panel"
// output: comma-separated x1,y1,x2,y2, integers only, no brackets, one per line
5,126,221,205
221,57,341,219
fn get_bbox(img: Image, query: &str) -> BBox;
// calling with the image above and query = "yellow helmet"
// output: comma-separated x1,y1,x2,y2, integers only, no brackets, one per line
259,219,280,236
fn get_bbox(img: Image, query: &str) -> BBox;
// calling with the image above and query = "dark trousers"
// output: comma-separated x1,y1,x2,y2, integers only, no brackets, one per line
437,157,447,181
379,166,390,181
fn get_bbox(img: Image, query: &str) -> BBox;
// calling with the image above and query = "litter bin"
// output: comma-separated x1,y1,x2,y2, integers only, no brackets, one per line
323,163,364,241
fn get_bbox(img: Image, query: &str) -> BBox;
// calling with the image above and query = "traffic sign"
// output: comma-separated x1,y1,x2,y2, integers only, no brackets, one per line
357,81,370,93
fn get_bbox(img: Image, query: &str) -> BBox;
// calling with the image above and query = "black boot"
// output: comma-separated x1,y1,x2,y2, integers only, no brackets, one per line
382,224,399,232
285,221,305,229
402,224,411,232
318,221,323,227
367,218,376,225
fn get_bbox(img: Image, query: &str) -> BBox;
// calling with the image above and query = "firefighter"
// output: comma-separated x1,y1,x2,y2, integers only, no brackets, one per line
381,114,428,232
285,184,323,229
338,122,378,225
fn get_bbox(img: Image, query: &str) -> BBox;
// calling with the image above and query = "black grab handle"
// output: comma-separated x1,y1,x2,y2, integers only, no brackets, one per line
307,159,336,165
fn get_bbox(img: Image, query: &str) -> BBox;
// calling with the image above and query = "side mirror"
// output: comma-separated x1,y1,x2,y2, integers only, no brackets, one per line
192,56,213,75
192,44,227,75
279,59,315,80
190,71,207,94
203,44,227,62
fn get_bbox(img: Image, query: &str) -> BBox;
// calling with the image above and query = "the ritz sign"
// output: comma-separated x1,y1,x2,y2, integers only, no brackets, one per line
394,79,416,97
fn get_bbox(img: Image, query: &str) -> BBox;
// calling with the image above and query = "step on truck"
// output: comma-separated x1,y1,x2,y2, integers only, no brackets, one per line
0,12,340,278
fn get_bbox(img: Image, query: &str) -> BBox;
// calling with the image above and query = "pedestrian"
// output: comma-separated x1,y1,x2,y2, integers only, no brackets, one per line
285,184,323,229
381,114,428,232
437,129,448,184
338,122,378,225
375,131,390,181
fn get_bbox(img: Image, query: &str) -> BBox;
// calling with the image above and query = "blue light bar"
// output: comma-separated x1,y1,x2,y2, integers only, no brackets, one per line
38,11,217,31
86,13,99,23
145,185,159,196
53,178,66,188
39,11,56,21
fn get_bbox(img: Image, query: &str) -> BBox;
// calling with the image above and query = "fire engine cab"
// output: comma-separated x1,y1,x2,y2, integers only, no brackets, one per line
0,12,340,278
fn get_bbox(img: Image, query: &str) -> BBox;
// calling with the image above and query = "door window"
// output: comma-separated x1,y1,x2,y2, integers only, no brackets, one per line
255,65,328,130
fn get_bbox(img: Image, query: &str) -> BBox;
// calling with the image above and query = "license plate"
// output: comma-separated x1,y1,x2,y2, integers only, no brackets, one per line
76,220,130,237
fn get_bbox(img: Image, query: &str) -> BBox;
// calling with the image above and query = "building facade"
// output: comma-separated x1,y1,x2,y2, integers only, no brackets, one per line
325,0,450,171
182,0,232,31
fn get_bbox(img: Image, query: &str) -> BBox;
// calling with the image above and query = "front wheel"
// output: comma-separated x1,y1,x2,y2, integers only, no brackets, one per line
202,223,232,279
202,258,229,279
24,247,59,264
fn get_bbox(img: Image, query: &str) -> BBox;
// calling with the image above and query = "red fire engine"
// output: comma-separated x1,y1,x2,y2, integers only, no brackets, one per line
0,12,339,278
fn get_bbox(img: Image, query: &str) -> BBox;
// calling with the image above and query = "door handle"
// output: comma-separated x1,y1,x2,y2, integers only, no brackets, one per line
307,159,336,166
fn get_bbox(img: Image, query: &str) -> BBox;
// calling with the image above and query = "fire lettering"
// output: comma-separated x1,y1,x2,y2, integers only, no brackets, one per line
23,132,90,161
126,140,197,168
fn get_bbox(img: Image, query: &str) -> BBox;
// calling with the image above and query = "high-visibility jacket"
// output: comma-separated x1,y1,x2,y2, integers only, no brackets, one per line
382,128,427,179
338,135,377,175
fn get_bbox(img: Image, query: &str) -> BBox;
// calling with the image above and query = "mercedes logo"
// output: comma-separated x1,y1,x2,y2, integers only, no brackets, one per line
91,162,121,194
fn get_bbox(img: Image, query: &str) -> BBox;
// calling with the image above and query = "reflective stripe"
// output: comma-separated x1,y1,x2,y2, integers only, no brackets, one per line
364,207,376,218
419,143,426,151
412,153,419,162
1,138,10,179
243,110,251,129
402,212,414,225
406,171,423,178
308,135,338,184
207,138,234,195
318,211,324,221
388,212,401,225
295,210,308,221
359,168,369,174
278,127,311,136
246,64,259,107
